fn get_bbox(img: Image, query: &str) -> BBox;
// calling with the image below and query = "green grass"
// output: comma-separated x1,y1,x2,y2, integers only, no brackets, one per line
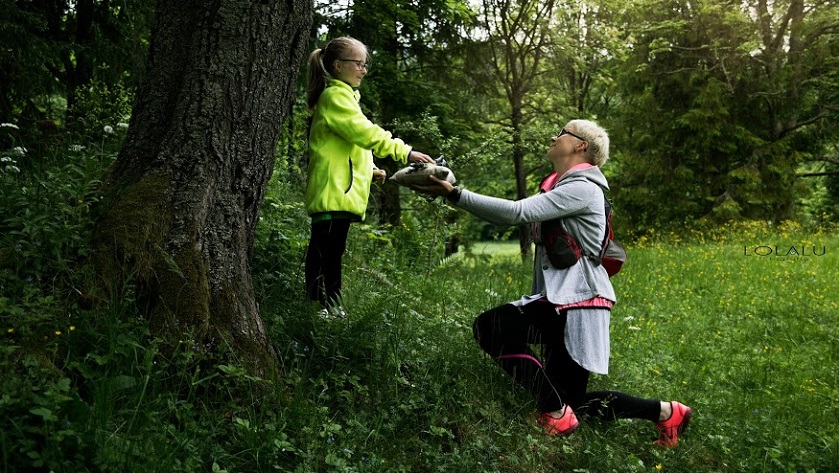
2,224,838,472
248,225,839,472
607,229,839,472
467,240,522,259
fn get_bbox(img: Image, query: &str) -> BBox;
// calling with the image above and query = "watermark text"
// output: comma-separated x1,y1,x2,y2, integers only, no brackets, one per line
743,245,826,257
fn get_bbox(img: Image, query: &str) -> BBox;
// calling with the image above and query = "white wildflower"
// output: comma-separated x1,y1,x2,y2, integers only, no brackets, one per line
628,326,641,331
8,165,20,173
0,123,19,130
117,122,129,129
103,125,114,134
623,316,635,322
69,145,86,152
12,147,26,156
1,156,11,163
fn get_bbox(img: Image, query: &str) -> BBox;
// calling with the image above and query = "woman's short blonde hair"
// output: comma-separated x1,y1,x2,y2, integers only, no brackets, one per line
566,119,609,167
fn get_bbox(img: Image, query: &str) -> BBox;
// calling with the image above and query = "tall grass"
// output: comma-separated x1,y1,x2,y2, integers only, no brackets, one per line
2,140,837,472
243,221,839,472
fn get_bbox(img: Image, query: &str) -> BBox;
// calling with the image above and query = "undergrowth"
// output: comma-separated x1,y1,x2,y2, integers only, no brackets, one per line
1,128,837,472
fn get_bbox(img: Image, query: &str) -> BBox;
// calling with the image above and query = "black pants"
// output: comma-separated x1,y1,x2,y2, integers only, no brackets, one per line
472,301,660,421
305,218,352,307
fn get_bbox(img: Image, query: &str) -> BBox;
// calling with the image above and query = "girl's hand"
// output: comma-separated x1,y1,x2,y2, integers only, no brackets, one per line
372,168,387,184
408,151,434,163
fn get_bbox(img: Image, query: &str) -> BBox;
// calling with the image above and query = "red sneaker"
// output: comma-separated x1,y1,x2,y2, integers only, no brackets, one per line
538,406,579,437
654,401,692,447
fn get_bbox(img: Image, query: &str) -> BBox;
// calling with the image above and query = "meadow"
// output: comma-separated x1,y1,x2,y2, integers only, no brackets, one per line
309,222,839,473
2,208,838,472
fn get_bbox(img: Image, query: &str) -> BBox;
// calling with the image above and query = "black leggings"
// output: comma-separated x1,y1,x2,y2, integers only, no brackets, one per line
472,301,660,422
305,218,352,307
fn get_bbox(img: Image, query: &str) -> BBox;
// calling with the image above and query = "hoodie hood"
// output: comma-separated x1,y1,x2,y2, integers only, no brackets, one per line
540,164,610,193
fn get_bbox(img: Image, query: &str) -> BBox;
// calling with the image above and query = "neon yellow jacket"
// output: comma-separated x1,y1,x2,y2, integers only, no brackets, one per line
305,79,412,219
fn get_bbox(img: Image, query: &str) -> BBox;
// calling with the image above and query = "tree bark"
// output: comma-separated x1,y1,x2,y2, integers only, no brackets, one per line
377,160,403,226
511,106,531,259
92,0,312,377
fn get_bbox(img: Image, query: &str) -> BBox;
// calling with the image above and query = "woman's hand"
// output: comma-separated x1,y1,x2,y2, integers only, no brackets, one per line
410,174,454,197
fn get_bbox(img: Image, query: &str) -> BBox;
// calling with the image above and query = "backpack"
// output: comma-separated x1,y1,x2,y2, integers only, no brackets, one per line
535,173,627,277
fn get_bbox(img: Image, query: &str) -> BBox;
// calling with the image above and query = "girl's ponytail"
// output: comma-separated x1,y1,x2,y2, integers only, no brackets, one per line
307,48,327,110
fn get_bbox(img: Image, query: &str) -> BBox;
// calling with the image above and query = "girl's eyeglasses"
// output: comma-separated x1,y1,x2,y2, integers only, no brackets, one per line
339,59,369,70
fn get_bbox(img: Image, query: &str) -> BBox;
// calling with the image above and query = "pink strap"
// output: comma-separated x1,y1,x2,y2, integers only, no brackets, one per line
496,354,543,369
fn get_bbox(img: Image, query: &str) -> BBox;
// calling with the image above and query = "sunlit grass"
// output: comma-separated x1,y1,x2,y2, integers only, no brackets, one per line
468,240,521,258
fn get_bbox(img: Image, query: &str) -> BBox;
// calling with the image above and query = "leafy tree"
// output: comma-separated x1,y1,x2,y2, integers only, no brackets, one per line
543,0,627,118
478,0,557,256
91,0,313,376
611,0,839,229
0,0,154,136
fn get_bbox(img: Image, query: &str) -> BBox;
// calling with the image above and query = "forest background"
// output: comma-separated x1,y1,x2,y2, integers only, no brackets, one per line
1,0,838,472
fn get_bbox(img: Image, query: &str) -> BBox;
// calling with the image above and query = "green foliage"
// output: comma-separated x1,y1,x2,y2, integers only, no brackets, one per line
609,0,839,228
5,199,838,471
815,164,839,221
0,0,153,130
67,74,135,142
0,131,114,302
2,120,839,471
0,345,91,470
251,157,310,301
0,0,64,124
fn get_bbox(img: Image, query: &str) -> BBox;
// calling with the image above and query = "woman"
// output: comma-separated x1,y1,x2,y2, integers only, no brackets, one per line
411,119,692,447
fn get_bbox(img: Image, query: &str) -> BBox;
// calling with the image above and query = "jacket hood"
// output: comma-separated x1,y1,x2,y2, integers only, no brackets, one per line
326,79,360,97
558,164,610,191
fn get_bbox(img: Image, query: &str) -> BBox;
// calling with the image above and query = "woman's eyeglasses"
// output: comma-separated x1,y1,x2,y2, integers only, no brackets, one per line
338,59,369,70
558,128,586,141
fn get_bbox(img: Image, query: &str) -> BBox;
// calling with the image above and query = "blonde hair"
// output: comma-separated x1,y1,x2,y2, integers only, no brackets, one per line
566,119,610,167
307,36,368,110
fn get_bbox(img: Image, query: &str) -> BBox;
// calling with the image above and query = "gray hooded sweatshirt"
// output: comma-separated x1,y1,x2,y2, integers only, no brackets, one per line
454,165,615,373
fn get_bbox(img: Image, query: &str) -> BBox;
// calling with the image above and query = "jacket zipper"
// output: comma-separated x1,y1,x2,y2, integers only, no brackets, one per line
344,156,354,193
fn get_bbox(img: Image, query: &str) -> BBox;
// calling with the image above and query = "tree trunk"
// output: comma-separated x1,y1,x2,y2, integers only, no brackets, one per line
66,0,95,116
372,27,404,227
511,101,531,259
92,0,312,377
377,159,403,226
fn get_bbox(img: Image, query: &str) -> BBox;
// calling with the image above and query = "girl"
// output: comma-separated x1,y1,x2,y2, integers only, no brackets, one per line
304,36,433,315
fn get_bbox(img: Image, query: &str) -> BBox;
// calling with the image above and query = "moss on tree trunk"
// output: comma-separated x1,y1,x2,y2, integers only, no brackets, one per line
91,0,312,378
